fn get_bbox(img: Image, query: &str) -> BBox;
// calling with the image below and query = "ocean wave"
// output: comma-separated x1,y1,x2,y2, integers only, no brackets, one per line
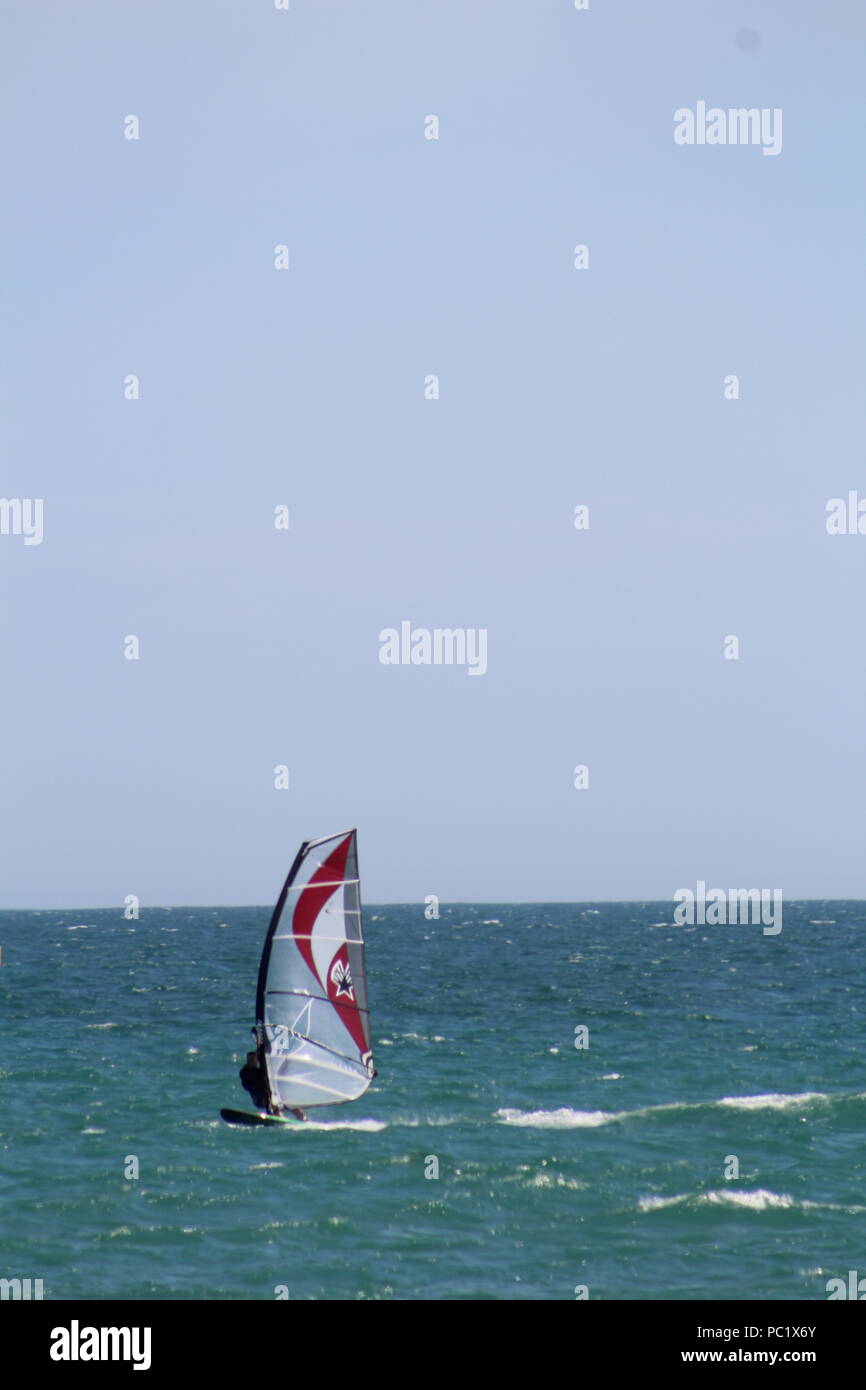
639,1189,866,1215
639,1189,796,1213
497,1107,615,1128
392,1115,459,1128
527,1171,586,1190
302,1119,386,1132
496,1090,866,1129
717,1092,855,1111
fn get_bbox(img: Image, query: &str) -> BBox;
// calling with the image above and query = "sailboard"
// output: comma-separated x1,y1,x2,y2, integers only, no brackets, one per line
222,829,376,1125
219,1108,304,1128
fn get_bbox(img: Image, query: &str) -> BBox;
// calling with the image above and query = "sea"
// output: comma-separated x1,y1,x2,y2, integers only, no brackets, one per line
1,902,864,1302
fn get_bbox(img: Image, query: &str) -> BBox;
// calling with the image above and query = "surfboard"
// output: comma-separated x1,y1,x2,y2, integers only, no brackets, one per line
220,1108,304,1127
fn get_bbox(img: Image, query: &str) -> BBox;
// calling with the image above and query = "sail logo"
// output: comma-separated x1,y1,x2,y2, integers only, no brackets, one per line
268,1023,295,1053
0,497,43,545
674,102,782,156
50,1321,152,1371
330,957,354,1000
673,881,782,935
0,1277,43,1299
379,622,487,676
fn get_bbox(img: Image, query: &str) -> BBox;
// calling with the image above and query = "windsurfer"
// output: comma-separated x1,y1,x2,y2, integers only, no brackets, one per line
239,1048,269,1112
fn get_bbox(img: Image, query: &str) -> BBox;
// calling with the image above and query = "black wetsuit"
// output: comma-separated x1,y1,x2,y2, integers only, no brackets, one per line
239,1056,269,1112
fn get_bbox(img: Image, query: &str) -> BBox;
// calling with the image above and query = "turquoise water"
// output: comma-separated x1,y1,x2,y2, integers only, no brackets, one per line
1,903,864,1300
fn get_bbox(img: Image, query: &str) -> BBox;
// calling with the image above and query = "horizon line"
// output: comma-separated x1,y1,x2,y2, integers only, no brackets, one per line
1,896,863,913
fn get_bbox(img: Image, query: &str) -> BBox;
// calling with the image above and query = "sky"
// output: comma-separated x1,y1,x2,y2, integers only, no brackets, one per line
2,1,864,906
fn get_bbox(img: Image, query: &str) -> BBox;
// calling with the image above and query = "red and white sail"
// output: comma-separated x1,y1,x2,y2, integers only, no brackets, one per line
255,830,374,1109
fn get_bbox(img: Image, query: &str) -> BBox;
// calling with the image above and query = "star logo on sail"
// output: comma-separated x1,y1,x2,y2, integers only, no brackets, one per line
330,958,354,1000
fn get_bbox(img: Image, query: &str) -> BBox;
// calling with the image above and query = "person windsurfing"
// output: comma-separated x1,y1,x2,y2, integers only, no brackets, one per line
239,1031,306,1120
239,1048,269,1111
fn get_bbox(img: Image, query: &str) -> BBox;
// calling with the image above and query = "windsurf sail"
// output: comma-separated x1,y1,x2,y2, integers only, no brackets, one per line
254,829,375,1110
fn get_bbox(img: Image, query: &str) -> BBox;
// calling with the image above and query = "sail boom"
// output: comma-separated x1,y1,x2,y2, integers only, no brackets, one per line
276,1029,373,1066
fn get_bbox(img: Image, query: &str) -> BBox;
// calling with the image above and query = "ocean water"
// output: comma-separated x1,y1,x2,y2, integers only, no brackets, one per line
1,902,864,1301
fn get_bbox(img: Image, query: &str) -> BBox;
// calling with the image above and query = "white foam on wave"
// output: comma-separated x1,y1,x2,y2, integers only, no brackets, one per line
639,1189,866,1215
718,1092,829,1111
527,1171,586,1190
391,1114,458,1128
639,1189,796,1213
497,1107,615,1129
498,1088,864,1130
302,1118,387,1132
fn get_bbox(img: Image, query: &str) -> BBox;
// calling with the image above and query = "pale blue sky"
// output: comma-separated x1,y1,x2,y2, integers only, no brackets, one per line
2,1,864,906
